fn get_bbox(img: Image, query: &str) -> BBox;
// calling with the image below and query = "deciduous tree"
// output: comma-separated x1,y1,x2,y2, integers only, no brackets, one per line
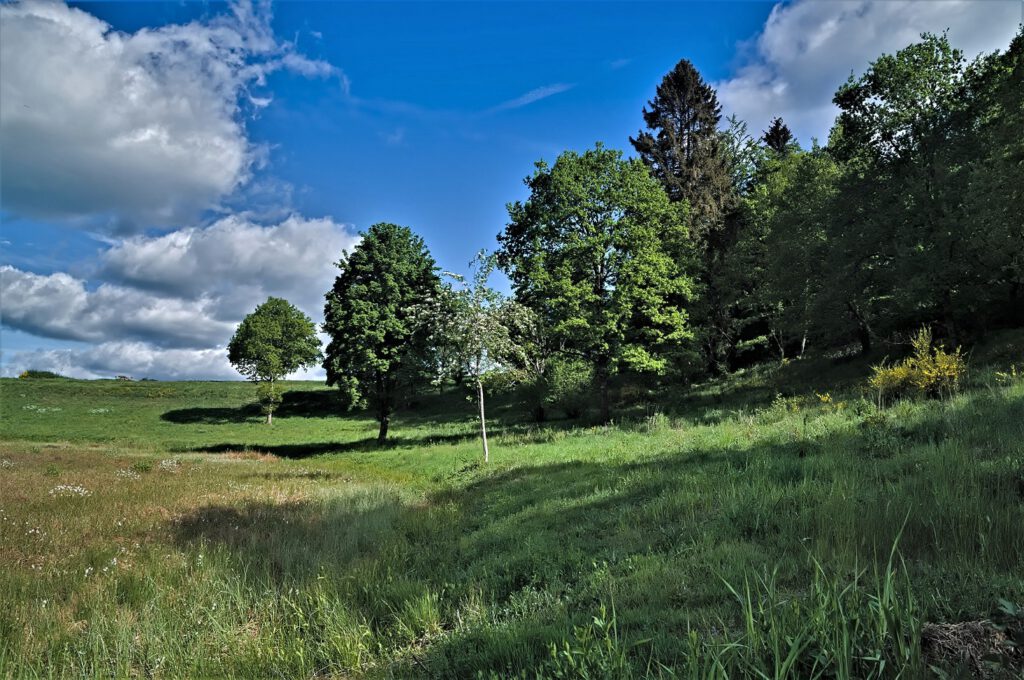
227,297,321,424
498,144,694,422
322,223,441,444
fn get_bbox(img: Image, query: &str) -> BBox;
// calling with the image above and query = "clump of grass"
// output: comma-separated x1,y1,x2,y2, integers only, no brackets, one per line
132,460,153,473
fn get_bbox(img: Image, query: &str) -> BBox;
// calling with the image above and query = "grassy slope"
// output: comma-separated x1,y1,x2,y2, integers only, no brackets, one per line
1,336,1022,677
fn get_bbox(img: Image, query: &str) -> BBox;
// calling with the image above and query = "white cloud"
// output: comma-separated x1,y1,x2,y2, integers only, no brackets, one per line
716,0,1022,145
0,341,327,381
0,266,234,348
0,214,356,379
101,214,360,319
0,342,237,380
0,0,337,230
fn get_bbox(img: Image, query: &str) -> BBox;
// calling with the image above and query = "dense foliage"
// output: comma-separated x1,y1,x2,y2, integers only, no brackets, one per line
322,223,442,443
227,297,321,423
497,145,694,421
744,32,1024,359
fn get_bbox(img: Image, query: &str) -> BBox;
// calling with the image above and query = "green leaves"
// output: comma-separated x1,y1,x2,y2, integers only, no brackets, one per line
227,297,321,383
498,144,695,419
322,223,441,438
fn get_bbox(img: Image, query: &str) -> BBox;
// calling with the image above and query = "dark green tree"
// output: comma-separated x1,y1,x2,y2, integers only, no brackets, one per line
632,60,771,374
227,297,321,424
322,223,441,444
748,147,841,356
762,117,796,156
630,58,731,236
497,144,694,422
830,33,970,345
954,30,1024,329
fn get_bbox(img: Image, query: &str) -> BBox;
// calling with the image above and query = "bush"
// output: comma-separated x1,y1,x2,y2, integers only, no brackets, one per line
868,327,966,405
18,370,67,380
545,358,594,419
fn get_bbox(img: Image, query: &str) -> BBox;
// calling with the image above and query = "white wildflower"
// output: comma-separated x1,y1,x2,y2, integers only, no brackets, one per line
49,484,91,497
159,459,180,472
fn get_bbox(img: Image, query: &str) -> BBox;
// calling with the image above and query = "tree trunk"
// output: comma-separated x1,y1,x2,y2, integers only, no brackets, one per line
857,322,872,356
477,379,489,463
266,377,274,425
377,414,390,445
848,302,872,356
597,356,611,424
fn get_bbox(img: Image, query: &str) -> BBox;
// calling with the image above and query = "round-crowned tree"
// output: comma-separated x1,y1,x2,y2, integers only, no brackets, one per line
227,297,321,424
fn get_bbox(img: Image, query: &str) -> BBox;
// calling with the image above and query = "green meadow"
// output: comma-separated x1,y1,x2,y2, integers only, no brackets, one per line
1,335,1022,678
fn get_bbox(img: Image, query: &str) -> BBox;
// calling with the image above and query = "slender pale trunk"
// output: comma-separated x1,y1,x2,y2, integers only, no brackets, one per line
266,377,274,425
477,378,489,463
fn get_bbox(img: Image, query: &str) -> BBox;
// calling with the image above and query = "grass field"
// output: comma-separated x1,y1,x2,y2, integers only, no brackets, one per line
2,336,1023,678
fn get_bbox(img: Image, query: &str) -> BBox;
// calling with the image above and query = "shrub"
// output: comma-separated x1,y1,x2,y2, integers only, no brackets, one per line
860,410,906,457
868,327,966,405
18,370,66,380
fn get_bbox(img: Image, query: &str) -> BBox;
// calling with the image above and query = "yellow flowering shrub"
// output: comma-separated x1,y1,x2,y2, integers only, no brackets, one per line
868,327,966,405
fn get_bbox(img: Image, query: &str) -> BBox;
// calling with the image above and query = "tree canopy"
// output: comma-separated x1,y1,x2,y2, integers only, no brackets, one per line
322,222,441,444
497,144,694,421
227,297,321,423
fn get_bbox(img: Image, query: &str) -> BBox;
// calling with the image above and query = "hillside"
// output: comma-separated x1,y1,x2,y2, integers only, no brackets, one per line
1,336,1022,677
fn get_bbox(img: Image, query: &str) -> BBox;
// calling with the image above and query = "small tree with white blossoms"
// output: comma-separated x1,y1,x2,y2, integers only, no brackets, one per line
437,252,522,463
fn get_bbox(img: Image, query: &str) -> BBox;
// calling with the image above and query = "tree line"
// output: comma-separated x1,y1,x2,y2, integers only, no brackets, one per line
228,30,1023,448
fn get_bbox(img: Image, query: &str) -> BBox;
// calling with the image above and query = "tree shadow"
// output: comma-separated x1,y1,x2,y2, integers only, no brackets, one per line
166,386,1024,676
161,389,344,425
160,403,262,424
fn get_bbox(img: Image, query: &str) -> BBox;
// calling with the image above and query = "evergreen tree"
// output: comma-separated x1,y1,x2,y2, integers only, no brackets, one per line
630,59,732,237
762,117,795,155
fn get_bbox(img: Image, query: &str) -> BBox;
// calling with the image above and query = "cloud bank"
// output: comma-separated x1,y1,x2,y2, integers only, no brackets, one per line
1,215,358,379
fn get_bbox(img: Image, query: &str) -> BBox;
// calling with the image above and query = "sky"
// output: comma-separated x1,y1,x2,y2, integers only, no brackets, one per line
1,0,1021,380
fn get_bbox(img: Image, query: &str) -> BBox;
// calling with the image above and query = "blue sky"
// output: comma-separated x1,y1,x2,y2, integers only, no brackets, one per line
1,0,1020,379
75,0,775,270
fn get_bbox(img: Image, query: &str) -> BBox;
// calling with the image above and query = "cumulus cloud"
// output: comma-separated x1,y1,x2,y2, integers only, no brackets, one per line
101,214,360,318
0,342,238,381
0,342,327,381
716,0,1022,145
1,214,356,378
0,0,337,229
0,266,234,348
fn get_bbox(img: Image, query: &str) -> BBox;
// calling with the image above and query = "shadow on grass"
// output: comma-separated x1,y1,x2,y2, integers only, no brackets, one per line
161,389,345,424
161,403,262,424
187,431,477,458
167,387,1024,675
